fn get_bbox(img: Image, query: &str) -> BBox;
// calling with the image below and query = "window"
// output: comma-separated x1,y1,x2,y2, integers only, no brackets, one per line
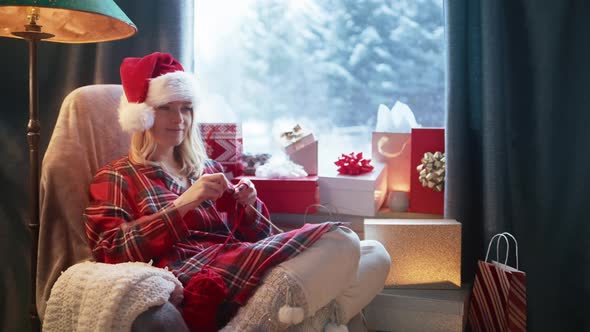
195,0,444,174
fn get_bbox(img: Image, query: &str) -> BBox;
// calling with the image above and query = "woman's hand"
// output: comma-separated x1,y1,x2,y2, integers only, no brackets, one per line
173,173,230,216
233,178,257,207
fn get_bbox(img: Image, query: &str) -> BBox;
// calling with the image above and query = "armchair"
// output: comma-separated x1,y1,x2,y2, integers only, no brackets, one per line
38,84,381,331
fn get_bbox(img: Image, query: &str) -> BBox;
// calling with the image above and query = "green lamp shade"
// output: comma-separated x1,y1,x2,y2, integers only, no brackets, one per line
0,0,136,43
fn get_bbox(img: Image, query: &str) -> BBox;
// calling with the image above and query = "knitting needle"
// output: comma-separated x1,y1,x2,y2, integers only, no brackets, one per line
229,183,284,233
246,203,284,233
145,188,284,233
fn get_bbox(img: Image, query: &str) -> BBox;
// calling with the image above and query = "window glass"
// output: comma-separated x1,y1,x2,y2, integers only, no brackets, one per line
195,0,444,174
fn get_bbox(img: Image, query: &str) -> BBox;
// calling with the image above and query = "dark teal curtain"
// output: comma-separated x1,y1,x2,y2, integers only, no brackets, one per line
0,1,194,330
445,0,589,330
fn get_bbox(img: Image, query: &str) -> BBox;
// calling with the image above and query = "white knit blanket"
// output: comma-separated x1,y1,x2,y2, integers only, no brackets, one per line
43,261,184,332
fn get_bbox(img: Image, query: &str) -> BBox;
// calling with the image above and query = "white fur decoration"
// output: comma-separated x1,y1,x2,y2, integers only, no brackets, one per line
324,322,349,332
278,305,305,325
118,71,199,133
117,95,155,133
145,71,199,108
255,157,308,178
278,275,305,325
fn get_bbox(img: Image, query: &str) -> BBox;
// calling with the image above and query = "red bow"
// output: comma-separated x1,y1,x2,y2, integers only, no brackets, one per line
334,152,374,175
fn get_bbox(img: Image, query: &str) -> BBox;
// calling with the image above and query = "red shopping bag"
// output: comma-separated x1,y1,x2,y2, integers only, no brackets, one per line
469,233,527,332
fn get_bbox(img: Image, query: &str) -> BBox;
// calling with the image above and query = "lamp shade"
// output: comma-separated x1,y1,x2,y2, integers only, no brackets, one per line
0,0,136,43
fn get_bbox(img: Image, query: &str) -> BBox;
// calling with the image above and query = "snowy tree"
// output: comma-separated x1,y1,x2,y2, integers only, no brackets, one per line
237,1,333,122
232,0,444,127
197,0,444,136
314,0,445,126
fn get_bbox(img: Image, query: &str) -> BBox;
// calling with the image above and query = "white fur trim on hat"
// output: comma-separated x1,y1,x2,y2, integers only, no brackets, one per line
117,95,155,133
146,71,199,108
118,71,199,133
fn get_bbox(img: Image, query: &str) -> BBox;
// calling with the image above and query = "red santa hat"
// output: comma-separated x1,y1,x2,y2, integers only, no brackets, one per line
118,52,199,133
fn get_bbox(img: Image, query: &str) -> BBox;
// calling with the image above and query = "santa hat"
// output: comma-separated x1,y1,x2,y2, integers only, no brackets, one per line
118,52,199,133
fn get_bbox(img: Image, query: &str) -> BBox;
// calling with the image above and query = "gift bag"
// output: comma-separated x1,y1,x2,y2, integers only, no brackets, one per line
372,101,419,194
372,132,411,193
408,128,445,215
469,232,527,332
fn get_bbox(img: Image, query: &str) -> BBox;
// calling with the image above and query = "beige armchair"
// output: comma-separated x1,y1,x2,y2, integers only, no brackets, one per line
38,84,358,331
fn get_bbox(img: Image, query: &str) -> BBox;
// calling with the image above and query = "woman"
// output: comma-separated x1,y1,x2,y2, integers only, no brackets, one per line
84,52,390,331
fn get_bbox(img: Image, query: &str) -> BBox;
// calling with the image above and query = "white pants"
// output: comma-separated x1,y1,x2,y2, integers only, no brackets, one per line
279,226,391,323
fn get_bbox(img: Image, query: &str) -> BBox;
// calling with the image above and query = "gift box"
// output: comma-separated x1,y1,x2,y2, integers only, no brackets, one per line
363,287,470,332
282,132,315,155
408,128,445,215
288,140,318,175
232,176,319,214
318,162,387,216
372,132,411,192
364,219,461,289
199,123,243,178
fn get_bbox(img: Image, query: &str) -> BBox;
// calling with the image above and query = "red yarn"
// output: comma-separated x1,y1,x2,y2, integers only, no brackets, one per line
182,268,228,332
181,205,245,331
334,152,374,175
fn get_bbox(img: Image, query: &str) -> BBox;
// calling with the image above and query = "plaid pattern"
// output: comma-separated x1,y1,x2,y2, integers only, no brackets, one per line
84,156,335,319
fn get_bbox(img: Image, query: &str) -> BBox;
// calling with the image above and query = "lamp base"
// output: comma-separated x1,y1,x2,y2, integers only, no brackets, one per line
11,28,50,332
30,312,40,331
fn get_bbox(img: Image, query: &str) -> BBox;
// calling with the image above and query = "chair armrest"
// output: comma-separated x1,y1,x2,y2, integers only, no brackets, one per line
132,302,188,332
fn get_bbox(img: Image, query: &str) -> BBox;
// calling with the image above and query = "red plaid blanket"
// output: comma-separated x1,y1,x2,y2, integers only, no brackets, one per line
84,156,334,322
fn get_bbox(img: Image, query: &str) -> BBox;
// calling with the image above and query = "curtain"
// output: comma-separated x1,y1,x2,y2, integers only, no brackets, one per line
445,0,589,330
0,1,194,330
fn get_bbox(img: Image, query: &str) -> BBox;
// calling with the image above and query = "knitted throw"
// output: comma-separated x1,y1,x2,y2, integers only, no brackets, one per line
221,266,346,332
43,261,183,332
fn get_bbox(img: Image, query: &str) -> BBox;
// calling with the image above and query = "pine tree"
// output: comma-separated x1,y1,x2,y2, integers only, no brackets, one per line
232,0,444,127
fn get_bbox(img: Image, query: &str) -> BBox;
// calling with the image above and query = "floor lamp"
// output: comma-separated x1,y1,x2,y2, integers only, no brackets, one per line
0,1,136,329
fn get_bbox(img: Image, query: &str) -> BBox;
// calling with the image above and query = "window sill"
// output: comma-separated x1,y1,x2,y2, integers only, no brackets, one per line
270,208,443,239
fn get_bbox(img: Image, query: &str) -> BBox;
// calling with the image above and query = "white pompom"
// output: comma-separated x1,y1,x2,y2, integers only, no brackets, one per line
278,305,304,324
117,97,155,133
324,322,348,332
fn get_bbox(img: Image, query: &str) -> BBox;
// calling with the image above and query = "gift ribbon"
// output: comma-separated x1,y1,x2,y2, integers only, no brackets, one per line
280,124,306,143
335,152,374,175
416,151,445,192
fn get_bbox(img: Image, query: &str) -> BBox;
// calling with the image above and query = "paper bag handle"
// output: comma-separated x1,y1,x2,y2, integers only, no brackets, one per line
485,233,508,263
500,232,519,269
302,204,353,228
377,136,410,159
304,204,335,224
485,232,519,269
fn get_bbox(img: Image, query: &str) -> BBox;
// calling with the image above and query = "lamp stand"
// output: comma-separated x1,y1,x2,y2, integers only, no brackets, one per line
12,23,54,332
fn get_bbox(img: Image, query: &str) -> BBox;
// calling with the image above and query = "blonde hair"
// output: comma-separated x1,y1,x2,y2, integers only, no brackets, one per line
130,113,207,177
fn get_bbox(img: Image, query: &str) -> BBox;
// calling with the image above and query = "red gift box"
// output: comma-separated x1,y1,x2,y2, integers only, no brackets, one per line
409,128,445,215
233,176,319,214
199,123,243,177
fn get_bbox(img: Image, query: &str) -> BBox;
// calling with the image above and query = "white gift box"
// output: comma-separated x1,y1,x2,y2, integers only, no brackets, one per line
318,163,387,216
364,219,461,288
288,140,318,175
363,287,470,332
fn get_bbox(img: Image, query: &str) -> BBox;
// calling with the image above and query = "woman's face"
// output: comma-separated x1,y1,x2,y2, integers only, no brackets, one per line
151,101,193,150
